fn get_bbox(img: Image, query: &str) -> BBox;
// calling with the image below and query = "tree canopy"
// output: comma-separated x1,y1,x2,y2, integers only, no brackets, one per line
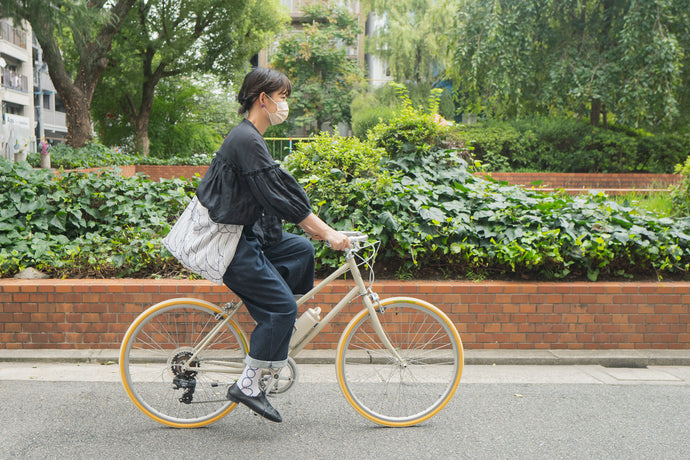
92,0,287,155
449,0,690,130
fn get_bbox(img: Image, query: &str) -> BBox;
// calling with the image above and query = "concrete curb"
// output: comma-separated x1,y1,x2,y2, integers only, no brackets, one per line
1,349,689,367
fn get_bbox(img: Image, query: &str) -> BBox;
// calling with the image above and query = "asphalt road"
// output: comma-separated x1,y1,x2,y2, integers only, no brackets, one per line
0,363,688,459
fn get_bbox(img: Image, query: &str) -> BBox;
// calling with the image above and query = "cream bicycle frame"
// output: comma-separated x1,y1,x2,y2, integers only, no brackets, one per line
180,237,403,376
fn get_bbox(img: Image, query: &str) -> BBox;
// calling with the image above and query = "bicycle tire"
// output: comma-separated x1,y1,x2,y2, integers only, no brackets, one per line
336,296,463,427
119,298,249,428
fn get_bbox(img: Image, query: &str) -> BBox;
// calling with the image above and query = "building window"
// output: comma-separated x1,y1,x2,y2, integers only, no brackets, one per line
43,94,51,110
54,93,65,113
5,102,23,116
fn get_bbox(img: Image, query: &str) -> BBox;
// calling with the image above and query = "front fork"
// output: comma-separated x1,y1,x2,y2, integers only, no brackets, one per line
358,284,405,365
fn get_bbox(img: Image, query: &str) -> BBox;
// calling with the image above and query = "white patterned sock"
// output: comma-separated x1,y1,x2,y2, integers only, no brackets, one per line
237,365,262,397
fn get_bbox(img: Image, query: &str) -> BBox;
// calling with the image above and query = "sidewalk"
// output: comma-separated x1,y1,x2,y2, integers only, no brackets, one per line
1,349,689,367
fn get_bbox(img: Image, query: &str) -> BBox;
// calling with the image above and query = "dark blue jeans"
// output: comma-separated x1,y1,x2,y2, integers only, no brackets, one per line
222,227,314,368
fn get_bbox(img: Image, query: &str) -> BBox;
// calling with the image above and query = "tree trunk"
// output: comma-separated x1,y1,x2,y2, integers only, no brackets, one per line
134,117,150,156
24,0,136,148
64,91,95,148
602,104,608,129
590,97,601,126
126,49,160,156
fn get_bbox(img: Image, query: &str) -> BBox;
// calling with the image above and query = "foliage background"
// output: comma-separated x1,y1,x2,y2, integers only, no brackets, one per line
460,118,690,173
449,0,690,131
7,105,690,282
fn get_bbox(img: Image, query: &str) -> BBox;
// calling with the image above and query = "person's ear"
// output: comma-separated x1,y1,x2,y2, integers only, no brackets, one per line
259,92,266,108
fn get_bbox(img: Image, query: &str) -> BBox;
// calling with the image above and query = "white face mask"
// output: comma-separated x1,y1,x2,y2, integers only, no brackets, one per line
264,94,289,125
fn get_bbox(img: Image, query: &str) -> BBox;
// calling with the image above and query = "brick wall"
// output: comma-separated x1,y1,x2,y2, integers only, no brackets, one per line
1,279,688,351
477,172,680,192
133,165,208,181
63,166,680,193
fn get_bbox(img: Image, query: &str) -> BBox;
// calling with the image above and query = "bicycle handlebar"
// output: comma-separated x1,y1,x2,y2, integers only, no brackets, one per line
341,231,368,243
323,231,369,249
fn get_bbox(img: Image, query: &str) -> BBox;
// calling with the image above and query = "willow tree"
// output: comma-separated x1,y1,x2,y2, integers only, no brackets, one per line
450,0,689,130
0,0,136,147
364,0,455,84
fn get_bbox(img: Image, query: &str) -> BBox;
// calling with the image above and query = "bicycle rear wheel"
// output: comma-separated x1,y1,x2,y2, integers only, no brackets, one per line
119,298,248,428
336,297,463,427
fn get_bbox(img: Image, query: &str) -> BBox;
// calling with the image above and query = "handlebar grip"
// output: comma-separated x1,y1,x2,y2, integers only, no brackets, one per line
323,231,368,249
341,231,368,242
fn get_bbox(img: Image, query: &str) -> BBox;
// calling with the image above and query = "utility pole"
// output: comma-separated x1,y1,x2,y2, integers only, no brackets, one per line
34,46,45,144
0,56,7,160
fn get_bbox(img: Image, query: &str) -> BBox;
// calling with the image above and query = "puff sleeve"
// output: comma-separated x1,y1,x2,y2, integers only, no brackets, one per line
244,165,312,224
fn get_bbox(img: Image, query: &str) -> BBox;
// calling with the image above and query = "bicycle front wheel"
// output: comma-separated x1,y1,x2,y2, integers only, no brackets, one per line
336,297,463,427
119,298,249,428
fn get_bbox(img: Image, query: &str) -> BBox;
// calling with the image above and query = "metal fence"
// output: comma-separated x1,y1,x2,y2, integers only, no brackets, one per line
264,137,312,161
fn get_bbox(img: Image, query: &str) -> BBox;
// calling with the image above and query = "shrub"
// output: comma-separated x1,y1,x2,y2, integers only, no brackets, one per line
458,122,531,171
284,133,392,233
671,155,690,216
287,106,690,281
27,142,137,169
459,117,690,173
369,106,431,156
295,145,690,280
0,158,196,278
360,83,464,158
636,133,690,173
351,106,396,139
26,142,214,169
148,121,219,159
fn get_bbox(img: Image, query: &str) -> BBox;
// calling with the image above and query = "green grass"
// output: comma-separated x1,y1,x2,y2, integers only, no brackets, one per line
610,191,675,217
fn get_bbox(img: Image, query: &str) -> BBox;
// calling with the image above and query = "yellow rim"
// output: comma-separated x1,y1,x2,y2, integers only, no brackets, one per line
335,296,463,427
119,298,248,428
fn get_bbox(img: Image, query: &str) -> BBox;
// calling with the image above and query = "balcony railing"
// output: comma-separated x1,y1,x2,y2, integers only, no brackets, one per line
0,21,27,49
1,69,29,92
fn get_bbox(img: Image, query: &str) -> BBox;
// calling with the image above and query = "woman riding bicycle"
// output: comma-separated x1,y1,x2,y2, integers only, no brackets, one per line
194,67,350,423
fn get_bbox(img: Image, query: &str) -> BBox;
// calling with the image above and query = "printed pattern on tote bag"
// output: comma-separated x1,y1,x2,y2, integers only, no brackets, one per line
162,196,242,284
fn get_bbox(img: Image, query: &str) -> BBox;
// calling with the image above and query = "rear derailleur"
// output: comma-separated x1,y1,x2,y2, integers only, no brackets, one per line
170,351,199,404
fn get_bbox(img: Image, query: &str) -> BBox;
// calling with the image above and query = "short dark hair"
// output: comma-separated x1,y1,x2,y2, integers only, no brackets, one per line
237,67,292,115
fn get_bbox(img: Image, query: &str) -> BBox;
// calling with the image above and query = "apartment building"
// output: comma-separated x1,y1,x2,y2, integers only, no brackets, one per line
0,18,34,161
33,35,67,147
1,18,67,162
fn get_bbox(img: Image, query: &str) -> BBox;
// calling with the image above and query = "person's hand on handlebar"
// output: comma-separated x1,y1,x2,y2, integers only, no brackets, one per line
298,213,352,251
324,229,351,251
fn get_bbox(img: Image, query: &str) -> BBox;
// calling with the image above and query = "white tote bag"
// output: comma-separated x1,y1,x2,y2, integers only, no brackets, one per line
162,196,242,284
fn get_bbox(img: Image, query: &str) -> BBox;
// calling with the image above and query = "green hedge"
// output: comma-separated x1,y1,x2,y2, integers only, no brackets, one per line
285,132,690,281
460,117,690,173
0,158,196,278
27,142,214,169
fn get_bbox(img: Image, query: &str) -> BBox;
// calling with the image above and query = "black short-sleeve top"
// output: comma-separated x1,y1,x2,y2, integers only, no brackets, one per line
196,119,312,232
